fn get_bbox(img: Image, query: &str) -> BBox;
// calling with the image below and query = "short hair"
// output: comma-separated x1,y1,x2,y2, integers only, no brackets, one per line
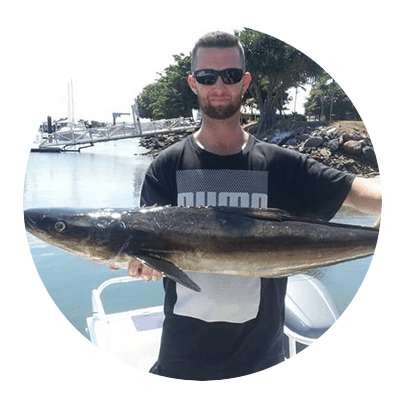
191,31,246,72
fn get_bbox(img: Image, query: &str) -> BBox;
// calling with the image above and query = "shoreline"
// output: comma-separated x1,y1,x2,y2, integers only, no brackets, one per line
138,121,379,178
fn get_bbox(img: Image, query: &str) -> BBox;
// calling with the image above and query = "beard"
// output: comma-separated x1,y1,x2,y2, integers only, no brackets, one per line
198,95,242,120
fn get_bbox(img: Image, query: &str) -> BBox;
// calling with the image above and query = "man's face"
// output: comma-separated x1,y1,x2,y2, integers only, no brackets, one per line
188,47,251,120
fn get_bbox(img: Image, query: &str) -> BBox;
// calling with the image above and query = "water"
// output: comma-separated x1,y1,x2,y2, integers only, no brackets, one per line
23,139,376,338
23,139,165,336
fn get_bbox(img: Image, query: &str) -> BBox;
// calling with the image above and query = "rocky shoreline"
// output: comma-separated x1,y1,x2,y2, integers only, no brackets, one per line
139,121,379,178
139,132,190,158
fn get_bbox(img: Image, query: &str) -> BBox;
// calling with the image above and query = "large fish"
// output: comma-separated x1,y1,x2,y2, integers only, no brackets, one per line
24,206,379,292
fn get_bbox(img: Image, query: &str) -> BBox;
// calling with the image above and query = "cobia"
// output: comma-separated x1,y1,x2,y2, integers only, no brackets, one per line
24,206,379,292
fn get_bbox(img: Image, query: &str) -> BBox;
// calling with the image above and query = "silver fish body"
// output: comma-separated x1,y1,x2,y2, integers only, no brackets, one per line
24,206,379,292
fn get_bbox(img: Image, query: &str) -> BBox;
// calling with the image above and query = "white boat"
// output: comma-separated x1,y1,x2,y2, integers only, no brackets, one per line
86,274,340,371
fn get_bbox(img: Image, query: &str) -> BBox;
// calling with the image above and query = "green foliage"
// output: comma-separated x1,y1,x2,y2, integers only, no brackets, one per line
238,28,324,133
136,30,323,125
304,72,361,121
135,54,198,120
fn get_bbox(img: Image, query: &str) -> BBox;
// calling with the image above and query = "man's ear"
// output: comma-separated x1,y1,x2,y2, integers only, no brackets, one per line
188,74,198,95
241,72,252,97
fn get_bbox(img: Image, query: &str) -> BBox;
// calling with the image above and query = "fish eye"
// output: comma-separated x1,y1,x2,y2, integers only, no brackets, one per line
55,221,66,232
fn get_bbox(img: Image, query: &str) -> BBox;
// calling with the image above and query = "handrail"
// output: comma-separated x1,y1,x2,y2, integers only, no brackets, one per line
38,117,199,149
97,276,140,295
91,276,141,320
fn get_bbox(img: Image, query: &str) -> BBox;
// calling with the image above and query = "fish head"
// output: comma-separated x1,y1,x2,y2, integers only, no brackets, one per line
24,208,129,262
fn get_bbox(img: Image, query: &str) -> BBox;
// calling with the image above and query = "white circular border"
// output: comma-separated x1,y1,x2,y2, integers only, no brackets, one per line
9,9,396,395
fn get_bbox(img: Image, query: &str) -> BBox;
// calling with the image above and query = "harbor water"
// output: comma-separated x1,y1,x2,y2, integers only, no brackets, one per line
23,138,376,338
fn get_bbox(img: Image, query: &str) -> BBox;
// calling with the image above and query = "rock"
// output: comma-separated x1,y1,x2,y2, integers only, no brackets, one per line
342,133,355,142
363,146,377,164
304,136,324,148
319,148,331,158
343,140,363,155
139,131,189,156
269,130,295,145
325,127,337,135
327,139,340,152
298,134,311,142
286,138,298,146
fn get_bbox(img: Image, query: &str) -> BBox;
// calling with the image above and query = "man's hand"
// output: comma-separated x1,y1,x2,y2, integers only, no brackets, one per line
128,259,163,282
343,177,382,215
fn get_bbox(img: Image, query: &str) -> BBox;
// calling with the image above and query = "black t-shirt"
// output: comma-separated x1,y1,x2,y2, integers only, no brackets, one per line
140,134,355,380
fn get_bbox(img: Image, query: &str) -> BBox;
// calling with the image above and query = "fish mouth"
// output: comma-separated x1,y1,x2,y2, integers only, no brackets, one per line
24,211,37,233
24,209,47,236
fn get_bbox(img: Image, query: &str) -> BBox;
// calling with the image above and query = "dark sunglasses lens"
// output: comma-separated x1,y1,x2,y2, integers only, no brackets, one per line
221,69,244,84
194,70,218,85
194,69,244,85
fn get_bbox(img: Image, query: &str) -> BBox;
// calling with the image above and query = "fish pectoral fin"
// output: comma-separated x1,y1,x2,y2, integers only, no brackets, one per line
240,208,292,221
137,255,201,292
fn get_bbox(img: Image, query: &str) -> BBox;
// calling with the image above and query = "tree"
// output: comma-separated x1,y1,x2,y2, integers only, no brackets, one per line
136,54,197,120
304,73,361,121
238,28,323,134
136,82,160,119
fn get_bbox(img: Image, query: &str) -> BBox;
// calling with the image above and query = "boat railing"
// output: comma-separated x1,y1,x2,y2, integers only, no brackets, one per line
88,274,339,362
91,276,141,320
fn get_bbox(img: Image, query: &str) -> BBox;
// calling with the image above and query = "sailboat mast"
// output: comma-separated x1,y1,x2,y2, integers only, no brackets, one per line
67,80,75,125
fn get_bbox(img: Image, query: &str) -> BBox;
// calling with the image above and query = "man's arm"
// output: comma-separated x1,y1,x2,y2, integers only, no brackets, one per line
342,177,382,227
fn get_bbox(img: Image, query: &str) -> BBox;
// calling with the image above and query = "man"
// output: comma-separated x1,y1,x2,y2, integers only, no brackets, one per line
129,31,381,380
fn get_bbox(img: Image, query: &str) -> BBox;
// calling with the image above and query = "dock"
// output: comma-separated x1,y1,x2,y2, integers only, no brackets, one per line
32,117,199,153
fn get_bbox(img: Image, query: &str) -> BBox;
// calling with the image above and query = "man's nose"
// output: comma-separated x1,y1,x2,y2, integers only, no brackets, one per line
213,76,225,89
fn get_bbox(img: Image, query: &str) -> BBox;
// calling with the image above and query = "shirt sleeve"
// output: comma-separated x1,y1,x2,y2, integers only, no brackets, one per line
140,151,178,207
265,145,355,221
296,154,356,220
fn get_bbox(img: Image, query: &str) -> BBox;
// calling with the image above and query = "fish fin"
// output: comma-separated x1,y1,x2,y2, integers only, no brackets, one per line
239,208,292,221
137,255,202,292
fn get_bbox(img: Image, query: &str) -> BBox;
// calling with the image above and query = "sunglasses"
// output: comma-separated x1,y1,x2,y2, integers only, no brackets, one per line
193,68,244,85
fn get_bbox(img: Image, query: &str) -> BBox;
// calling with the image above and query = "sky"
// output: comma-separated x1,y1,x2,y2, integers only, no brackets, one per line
35,16,307,126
